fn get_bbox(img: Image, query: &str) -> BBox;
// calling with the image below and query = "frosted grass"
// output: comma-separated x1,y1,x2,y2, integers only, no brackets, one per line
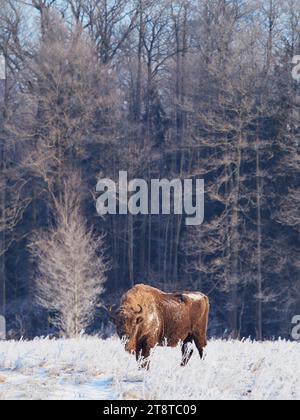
0,337,299,400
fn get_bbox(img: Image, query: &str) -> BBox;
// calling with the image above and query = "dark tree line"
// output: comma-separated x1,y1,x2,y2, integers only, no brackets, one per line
0,0,299,340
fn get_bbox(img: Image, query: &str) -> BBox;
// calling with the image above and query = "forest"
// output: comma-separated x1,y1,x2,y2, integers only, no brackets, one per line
0,0,299,341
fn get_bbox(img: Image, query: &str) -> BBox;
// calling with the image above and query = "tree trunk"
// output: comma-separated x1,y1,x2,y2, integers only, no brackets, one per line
0,52,8,317
128,214,134,287
229,132,242,338
256,141,263,341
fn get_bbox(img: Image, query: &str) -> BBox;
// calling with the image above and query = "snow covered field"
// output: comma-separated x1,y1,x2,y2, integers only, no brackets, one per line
0,336,299,400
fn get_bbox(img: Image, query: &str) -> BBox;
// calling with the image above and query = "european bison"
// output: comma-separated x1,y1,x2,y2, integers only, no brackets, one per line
112,284,209,368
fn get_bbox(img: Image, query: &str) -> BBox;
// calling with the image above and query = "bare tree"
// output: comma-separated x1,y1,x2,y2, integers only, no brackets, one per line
83,0,139,64
0,0,32,316
15,11,118,205
29,173,109,338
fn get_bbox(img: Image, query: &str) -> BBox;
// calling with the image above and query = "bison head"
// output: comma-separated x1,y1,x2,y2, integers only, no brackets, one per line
114,304,144,353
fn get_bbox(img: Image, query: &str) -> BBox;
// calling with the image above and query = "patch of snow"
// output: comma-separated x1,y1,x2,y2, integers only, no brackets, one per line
183,292,205,301
0,337,299,400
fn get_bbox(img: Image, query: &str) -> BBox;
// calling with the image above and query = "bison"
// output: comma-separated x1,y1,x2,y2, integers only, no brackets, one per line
112,284,209,368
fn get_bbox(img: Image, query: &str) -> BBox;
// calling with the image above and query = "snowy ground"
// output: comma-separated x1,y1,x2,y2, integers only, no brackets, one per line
0,336,299,400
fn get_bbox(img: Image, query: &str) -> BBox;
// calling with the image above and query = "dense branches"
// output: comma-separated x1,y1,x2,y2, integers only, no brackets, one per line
0,0,299,339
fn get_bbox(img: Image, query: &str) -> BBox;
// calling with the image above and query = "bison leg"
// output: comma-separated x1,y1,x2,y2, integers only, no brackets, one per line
136,340,153,370
181,336,194,367
193,334,206,360
193,301,209,360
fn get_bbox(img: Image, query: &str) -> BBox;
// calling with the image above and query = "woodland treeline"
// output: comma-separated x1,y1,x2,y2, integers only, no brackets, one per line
0,0,299,340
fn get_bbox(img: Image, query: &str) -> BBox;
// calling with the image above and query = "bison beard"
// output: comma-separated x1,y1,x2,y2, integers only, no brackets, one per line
113,284,209,369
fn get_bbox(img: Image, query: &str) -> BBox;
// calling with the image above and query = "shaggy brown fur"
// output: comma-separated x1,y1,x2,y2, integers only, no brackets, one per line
114,284,209,368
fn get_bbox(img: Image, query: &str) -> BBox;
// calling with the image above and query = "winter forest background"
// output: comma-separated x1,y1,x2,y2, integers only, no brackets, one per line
0,0,299,341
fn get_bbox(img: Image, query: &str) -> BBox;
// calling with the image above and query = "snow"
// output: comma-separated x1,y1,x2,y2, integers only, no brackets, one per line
0,337,299,400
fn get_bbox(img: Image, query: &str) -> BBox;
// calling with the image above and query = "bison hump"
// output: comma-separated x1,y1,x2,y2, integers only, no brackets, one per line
173,293,188,304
